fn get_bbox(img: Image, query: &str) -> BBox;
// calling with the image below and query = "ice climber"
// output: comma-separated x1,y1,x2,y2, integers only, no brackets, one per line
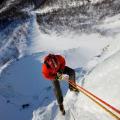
42,54,78,115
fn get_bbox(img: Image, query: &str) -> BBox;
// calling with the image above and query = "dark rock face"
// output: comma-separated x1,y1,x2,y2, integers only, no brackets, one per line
0,0,5,5
0,0,31,30
32,0,47,9
0,0,47,30
36,0,120,35
0,0,35,67
1,0,120,34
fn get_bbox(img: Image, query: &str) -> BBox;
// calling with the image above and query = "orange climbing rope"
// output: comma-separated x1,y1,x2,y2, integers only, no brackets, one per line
66,80,120,120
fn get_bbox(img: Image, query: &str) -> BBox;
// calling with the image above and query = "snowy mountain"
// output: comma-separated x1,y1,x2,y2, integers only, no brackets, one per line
0,0,120,120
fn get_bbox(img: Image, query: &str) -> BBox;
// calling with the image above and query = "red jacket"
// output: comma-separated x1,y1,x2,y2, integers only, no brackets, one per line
42,55,66,80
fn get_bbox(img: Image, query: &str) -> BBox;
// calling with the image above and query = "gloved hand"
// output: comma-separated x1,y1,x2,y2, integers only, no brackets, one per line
56,73,69,81
56,73,63,80
62,74,69,80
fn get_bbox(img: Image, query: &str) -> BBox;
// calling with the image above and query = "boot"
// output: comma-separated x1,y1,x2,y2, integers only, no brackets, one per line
59,104,65,115
69,86,79,93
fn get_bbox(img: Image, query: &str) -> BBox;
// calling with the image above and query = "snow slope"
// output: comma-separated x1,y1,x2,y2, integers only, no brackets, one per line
32,16,120,120
0,52,55,120
0,1,120,120
32,40,120,120
0,24,113,120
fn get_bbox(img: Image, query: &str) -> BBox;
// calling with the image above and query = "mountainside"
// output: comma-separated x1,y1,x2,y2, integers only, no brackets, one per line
0,0,120,120
32,40,120,120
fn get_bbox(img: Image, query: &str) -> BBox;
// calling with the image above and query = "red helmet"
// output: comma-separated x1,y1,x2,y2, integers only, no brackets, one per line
42,54,66,80
44,54,58,69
